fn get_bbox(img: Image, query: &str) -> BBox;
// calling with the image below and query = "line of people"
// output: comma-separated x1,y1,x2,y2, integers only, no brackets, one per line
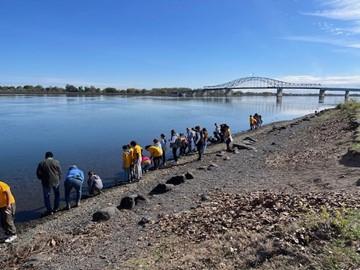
122,124,234,182
0,123,233,243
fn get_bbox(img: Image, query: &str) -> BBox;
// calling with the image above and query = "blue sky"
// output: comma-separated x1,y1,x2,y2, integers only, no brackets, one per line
0,0,360,88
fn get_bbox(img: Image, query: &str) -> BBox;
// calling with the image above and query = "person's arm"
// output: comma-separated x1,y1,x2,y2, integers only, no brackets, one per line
36,163,42,180
56,162,62,178
4,190,12,209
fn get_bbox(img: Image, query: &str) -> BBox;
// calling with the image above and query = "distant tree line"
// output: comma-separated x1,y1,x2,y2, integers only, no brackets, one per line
1,84,349,97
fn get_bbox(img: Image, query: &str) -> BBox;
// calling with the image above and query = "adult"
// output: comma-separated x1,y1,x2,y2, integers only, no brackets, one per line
186,128,195,153
202,128,209,153
146,140,163,169
214,123,221,142
36,151,62,215
194,126,205,161
87,171,103,196
0,181,17,243
130,141,142,180
64,165,84,210
160,134,167,166
170,130,179,163
223,125,233,151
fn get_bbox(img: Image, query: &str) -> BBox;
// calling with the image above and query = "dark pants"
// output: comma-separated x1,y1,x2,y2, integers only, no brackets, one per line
42,184,60,212
162,150,166,165
0,204,16,235
172,147,178,162
197,144,204,160
65,178,83,207
226,139,232,151
153,157,161,169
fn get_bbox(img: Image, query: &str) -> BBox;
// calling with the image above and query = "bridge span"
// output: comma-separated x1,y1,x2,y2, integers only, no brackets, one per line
204,77,360,102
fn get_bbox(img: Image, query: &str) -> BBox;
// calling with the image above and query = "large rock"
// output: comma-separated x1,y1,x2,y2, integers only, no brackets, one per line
243,136,257,143
185,171,194,180
233,143,256,151
149,183,173,195
93,206,118,222
118,194,147,210
166,175,186,186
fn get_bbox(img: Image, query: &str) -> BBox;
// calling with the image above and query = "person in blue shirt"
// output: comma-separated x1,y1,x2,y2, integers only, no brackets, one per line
64,165,84,210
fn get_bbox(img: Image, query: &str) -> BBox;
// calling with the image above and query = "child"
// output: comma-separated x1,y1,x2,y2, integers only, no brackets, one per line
87,171,103,196
122,145,132,182
141,155,152,173
0,180,17,243
160,134,167,166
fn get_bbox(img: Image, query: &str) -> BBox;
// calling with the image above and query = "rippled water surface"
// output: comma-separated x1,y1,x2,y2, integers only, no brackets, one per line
0,95,353,221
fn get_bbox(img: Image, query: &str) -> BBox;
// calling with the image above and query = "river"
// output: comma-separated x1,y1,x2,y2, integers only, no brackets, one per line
0,95,353,221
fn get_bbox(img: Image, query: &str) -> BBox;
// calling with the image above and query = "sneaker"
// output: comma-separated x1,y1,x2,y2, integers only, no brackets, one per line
4,235,17,243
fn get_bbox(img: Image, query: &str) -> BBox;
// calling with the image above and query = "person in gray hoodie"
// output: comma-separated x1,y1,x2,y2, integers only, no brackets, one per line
36,151,62,215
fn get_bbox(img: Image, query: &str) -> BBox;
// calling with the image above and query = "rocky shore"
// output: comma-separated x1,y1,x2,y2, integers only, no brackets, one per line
1,106,360,269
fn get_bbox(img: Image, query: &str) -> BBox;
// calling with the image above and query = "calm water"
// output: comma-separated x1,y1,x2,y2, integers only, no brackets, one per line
0,95,352,221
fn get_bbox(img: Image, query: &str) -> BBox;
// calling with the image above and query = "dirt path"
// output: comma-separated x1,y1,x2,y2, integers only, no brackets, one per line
0,108,359,269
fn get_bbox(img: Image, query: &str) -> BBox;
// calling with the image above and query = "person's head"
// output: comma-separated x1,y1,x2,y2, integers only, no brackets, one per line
180,133,184,136
203,128,207,131
249,115,252,117
130,141,137,147
45,151,53,159
171,129,176,135
160,133,166,139
145,145,151,150
69,165,77,170
88,171,95,177
186,127,190,132
153,138,159,144
122,145,129,150
215,123,218,127
195,126,200,131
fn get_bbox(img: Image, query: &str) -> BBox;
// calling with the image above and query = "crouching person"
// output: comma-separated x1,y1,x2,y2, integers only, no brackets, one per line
0,181,17,243
87,171,103,196
64,165,84,210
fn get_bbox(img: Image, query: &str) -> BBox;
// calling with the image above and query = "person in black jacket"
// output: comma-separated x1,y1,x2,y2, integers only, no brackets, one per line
36,151,62,215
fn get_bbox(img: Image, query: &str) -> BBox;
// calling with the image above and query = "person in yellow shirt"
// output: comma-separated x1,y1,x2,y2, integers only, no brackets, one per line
145,140,163,170
0,181,17,243
130,141,142,181
122,145,133,182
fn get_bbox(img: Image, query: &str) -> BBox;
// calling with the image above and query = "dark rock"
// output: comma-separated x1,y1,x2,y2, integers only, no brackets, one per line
93,206,118,222
207,163,219,171
313,178,322,183
138,216,152,226
223,156,231,161
200,193,209,201
303,117,310,121
198,166,207,170
271,142,276,145
149,183,173,195
166,175,186,186
356,179,360,186
118,194,147,210
185,171,194,179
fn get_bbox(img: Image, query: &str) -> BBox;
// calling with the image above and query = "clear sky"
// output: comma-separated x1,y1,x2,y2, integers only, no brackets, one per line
1,0,360,88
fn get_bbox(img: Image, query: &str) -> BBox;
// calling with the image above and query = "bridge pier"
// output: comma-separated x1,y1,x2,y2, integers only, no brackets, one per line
276,88,283,98
345,90,350,101
225,89,233,97
319,89,325,103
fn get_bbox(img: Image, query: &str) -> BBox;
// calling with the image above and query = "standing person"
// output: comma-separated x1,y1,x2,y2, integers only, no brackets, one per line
186,128,195,153
122,145,132,182
36,151,62,215
160,134,167,166
202,128,209,153
249,115,254,130
0,181,17,243
170,130,179,163
64,165,84,210
194,126,204,161
87,171,103,196
179,133,188,156
224,125,233,151
214,123,221,142
258,115,263,127
130,141,142,180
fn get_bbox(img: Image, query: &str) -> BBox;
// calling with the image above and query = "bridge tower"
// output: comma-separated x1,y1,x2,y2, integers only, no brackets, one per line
276,88,283,98
319,89,326,103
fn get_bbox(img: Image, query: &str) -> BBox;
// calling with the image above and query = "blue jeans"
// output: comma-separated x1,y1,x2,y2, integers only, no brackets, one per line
65,178,83,207
42,184,60,212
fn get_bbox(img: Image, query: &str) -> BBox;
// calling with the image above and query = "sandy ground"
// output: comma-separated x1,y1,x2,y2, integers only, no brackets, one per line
0,108,359,269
